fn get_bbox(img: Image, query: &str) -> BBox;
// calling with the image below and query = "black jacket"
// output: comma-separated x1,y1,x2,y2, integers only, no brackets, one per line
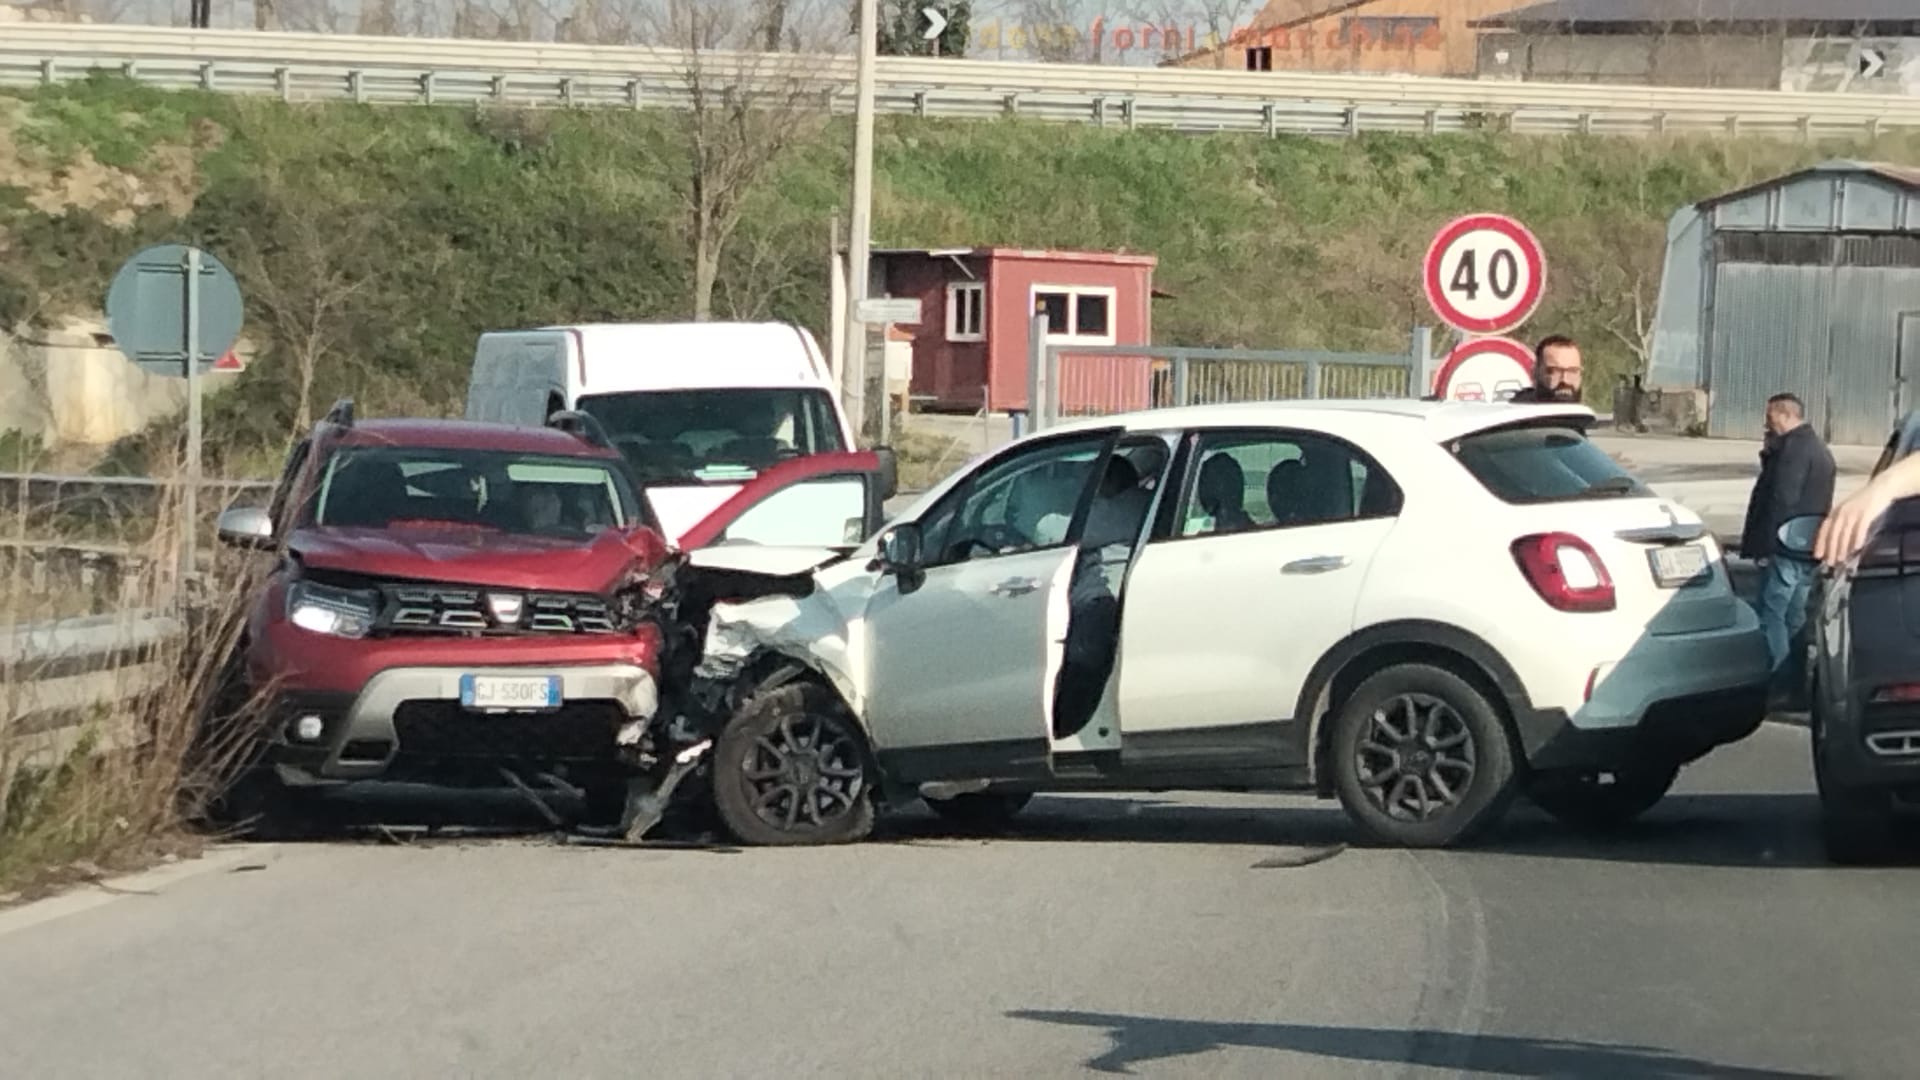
1741,424,1837,559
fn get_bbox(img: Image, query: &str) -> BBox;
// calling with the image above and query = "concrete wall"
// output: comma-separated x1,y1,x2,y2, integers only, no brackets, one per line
1475,31,1787,88
0,316,243,450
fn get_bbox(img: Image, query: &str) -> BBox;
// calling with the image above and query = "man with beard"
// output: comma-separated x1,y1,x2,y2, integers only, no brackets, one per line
1507,334,1583,404
1741,392,1836,697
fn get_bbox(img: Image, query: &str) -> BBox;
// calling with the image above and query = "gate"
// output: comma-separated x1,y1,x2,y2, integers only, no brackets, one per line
1020,320,1432,431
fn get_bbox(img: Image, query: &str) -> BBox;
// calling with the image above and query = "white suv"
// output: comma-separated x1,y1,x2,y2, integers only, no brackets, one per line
684,399,1770,848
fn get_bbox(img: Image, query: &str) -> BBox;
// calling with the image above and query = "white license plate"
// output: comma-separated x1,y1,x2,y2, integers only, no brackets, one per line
1648,544,1711,588
460,675,562,710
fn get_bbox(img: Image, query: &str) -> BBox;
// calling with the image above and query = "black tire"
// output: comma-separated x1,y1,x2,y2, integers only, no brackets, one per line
1813,718,1897,866
1525,762,1679,830
711,681,876,847
926,791,1032,830
1329,663,1518,848
200,766,325,842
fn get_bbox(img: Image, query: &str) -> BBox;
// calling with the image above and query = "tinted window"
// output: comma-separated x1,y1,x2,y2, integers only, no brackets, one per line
310,447,644,537
1450,424,1650,504
576,388,846,485
1178,430,1399,537
923,434,1109,565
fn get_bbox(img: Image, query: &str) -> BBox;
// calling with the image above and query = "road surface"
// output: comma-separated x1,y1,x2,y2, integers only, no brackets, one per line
1,722,1912,1077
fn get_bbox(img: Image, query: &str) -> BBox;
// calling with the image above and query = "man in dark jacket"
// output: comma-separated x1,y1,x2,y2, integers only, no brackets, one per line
1741,392,1837,686
1506,335,1583,404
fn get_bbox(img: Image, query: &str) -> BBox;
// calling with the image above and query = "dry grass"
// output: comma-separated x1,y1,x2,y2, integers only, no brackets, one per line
0,455,271,901
890,423,981,494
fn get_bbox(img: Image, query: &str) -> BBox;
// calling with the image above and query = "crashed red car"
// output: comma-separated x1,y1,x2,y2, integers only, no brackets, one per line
206,400,893,835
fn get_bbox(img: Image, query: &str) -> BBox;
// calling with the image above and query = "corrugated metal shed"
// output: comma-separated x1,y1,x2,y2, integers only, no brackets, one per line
1647,160,1920,445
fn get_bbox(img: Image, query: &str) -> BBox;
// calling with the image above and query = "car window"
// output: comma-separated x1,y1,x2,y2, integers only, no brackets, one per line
1178,430,1399,537
309,446,642,538
576,388,845,486
922,434,1109,565
1449,423,1651,504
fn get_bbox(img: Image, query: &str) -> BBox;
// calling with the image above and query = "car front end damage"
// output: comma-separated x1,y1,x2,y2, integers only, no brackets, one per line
239,542,713,826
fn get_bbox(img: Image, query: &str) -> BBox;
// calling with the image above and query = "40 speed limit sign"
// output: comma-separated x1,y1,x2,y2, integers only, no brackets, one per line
1422,214,1546,336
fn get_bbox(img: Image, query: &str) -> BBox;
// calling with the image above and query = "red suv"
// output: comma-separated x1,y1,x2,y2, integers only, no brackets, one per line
206,400,891,834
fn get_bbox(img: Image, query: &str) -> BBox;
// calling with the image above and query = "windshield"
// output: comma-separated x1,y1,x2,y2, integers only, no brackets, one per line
1449,423,1652,504
309,446,646,538
576,388,847,485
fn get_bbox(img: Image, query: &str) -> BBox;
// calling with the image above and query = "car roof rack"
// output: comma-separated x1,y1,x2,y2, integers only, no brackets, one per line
547,409,614,451
322,398,354,427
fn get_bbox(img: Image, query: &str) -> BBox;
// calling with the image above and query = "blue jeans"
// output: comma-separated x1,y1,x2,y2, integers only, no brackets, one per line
1753,556,1814,685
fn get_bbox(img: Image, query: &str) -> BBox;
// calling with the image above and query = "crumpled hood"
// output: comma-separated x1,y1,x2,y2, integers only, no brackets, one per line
289,525,668,594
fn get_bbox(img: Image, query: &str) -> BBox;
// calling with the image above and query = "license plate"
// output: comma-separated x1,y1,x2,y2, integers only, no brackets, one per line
1647,544,1711,588
460,674,562,710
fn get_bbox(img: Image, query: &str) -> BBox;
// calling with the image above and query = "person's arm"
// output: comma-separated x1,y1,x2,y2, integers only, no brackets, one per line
1815,453,1920,563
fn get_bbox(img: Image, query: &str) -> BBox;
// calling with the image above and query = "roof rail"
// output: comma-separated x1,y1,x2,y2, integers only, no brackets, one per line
322,398,354,427
547,409,614,451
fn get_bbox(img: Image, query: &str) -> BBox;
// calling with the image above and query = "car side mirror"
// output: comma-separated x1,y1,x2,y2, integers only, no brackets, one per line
871,446,899,501
218,506,275,549
1775,513,1823,562
873,521,922,573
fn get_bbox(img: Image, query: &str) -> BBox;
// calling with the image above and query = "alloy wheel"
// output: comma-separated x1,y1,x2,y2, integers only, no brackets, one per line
1355,692,1478,822
739,710,868,832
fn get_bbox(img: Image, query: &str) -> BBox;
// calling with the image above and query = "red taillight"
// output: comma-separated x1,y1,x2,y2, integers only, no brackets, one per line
1511,532,1615,613
1871,684,1920,704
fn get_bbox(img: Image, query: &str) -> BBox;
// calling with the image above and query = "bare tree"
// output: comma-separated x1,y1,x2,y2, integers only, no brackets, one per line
643,0,837,320
224,169,377,436
1122,0,1260,67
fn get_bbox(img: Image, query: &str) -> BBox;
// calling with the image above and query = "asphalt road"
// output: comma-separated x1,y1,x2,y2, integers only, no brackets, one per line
4,723,1917,1077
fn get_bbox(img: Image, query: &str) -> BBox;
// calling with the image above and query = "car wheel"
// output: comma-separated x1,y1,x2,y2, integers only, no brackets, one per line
1812,721,1896,866
925,791,1032,830
1330,663,1518,848
1525,762,1679,830
201,767,325,842
711,681,876,847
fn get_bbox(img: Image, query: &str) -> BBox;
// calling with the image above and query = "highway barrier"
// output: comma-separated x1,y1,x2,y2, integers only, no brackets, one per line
4,25,1917,139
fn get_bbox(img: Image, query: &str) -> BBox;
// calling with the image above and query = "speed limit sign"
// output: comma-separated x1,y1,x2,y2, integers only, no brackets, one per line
1422,214,1546,335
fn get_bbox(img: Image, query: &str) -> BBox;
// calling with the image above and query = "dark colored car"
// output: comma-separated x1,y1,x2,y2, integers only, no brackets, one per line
1786,411,1920,863
205,400,894,835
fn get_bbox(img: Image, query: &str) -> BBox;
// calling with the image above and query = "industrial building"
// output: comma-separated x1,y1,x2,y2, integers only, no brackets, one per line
1471,0,1920,91
1646,160,1920,446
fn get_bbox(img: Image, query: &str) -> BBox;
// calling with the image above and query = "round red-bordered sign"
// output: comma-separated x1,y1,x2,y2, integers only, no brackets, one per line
1423,214,1547,336
1431,337,1535,402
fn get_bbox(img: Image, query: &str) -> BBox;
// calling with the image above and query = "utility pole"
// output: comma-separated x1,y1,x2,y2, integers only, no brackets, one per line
841,0,878,443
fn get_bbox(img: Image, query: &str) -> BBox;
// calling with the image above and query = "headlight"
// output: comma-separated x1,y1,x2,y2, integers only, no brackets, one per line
287,580,380,638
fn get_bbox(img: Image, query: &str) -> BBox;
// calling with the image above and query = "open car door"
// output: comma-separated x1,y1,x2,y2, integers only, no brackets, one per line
675,449,895,555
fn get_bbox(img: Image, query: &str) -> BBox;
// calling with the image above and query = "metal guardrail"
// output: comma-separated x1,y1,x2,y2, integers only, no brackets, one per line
1022,328,1432,431
4,25,1918,139
2,608,182,766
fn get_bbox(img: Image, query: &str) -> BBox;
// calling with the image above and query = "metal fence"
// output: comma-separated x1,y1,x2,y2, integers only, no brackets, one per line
1023,323,1431,430
5,25,1919,140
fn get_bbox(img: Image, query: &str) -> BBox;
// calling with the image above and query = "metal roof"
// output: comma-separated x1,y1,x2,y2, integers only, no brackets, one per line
1696,159,1920,210
1473,0,1920,29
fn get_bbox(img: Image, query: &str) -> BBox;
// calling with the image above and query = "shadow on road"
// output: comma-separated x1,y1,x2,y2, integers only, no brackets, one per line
1007,1008,1828,1078
880,792,1920,871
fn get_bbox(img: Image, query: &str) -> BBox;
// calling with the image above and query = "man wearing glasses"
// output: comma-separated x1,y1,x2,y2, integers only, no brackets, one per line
1506,334,1583,404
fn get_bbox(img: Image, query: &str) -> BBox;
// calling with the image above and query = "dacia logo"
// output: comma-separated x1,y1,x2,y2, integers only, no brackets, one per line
487,593,525,625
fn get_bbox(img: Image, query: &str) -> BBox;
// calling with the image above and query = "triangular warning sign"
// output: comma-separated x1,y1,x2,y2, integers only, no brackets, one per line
212,348,244,372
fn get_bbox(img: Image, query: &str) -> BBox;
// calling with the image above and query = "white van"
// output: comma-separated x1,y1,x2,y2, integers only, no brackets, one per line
465,321,888,545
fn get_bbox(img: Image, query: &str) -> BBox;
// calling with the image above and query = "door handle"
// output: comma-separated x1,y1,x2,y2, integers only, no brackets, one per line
990,576,1040,597
1282,555,1348,574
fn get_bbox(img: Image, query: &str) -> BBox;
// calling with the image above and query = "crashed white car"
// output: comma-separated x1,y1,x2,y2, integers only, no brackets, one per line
678,400,1770,848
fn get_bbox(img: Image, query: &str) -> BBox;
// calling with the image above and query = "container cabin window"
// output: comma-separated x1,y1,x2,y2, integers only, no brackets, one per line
947,282,985,342
1032,286,1117,346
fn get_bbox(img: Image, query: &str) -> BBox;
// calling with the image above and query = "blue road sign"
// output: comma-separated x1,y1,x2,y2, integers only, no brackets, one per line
105,243,244,377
